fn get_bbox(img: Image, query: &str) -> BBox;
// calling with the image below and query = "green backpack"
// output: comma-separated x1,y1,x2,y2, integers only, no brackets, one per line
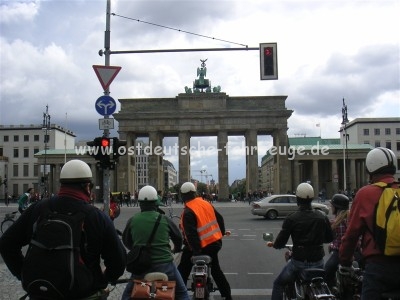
373,182,400,256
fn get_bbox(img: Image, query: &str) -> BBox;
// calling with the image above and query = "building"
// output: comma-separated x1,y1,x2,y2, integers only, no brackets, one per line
163,159,178,191
261,137,373,198
0,124,75,199
341,117,400,179
135,140,149,191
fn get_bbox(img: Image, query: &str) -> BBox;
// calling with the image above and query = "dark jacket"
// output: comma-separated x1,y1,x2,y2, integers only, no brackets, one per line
0,196,126,293
274,204,333,262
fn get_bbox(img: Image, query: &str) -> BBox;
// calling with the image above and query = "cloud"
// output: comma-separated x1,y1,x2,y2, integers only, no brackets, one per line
1,0,399,184
0,1,40,24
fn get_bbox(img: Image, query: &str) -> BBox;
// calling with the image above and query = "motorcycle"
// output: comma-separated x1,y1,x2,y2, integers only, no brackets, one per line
335,262,363,300
263,232,335,300
190,255,217,300
336,263,400,300
188,230,230,300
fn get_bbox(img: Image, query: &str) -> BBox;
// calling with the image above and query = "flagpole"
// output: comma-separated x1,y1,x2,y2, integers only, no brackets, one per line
64,112,67,164
316,123,321,137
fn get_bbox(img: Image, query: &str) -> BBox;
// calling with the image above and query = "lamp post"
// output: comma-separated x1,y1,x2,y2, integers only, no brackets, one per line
341,98,349,194
42,104,51,198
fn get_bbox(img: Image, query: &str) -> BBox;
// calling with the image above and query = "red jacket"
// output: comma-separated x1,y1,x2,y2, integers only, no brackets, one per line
339,174,398,266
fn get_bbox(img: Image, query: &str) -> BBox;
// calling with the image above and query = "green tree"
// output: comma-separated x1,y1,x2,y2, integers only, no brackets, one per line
230,179,246,200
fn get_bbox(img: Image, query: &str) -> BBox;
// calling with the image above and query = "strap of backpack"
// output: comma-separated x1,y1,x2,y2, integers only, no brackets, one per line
373,181,400,189
146,214,162,247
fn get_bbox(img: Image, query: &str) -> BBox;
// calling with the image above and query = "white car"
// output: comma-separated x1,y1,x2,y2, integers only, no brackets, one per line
251,194,329,220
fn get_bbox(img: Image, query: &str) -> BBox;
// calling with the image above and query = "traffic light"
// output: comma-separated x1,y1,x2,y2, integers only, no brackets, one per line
260,43,278,80
99,137,111,166
112,137,127,162
86,137,111,168
86,137,102,161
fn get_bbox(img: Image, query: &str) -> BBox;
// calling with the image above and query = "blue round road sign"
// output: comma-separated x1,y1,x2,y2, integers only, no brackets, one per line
95,95,116,116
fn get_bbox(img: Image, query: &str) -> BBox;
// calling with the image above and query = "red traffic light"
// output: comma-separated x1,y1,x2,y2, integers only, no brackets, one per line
101,138,110,147
260,43,278,80
264,47,273,56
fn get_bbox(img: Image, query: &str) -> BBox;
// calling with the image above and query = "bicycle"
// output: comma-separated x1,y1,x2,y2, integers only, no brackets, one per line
1,211,18,233
165,203,181,225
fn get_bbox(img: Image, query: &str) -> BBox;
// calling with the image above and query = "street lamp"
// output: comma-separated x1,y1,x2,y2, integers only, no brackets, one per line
42,104,51,198
341,98,349,194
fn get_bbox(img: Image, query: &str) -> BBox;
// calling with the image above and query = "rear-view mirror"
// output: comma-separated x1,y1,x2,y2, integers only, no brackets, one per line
263,232,274,242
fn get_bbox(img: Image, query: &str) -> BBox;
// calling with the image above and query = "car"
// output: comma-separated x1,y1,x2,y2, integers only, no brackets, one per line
250,194,329,220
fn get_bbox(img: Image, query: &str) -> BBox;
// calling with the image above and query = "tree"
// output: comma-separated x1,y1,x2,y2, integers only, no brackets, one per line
230,179,246,200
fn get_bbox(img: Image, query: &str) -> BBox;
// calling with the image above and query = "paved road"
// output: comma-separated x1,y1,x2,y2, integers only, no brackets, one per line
1,201,272,299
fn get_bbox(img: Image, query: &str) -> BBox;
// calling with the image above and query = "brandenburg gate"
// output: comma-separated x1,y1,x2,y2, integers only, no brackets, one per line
113,61,293,200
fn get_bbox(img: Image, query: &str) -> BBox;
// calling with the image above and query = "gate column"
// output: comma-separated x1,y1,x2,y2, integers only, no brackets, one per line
273,128,291,193
115,131,131,193
179,131,191,183
312,159,319,197
148,131,163,191
245,129,258,195
126,132,136,194
217,131,229,201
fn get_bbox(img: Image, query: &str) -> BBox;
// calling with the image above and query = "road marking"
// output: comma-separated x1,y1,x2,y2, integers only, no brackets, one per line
248,272,274,275
208,289,272,297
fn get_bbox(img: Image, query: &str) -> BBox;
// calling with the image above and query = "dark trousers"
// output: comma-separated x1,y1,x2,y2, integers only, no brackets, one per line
362,260,400,300
178,242,232,298
324,250,339,288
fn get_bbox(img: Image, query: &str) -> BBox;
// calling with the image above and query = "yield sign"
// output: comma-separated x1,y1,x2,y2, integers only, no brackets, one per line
92,65,121,91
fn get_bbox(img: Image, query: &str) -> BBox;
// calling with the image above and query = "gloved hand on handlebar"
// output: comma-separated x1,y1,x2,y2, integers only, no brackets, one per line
172,247,182,254
266,241,274,247
338,264,355,276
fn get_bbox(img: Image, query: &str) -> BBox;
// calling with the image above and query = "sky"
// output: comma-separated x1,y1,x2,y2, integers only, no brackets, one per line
1,0,399,185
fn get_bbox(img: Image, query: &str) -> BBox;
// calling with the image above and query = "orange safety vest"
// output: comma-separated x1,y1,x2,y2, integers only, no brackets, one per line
183,197,223,248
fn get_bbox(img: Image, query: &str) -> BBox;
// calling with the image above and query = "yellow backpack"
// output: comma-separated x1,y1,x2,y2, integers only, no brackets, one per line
373,182,400,256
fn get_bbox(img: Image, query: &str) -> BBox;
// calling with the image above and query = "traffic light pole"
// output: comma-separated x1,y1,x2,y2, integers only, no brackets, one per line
99,0,277,211
102,0,112,215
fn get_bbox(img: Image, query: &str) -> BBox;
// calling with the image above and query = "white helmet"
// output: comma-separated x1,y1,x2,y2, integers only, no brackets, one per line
60,159,92,183
180,182,196,194
366,147,397,175
138,185,158,201
296,183,314,200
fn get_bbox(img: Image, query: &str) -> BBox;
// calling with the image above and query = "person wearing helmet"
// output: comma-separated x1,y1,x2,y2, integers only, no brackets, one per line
339,147,400,299
0,159,127,298
177,182,232,300
268,182,333,300
121,185,189,300
324,194,351,290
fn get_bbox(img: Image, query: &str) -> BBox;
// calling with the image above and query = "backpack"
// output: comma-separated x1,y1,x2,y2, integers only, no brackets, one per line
21,199,94,299
372,182,400,256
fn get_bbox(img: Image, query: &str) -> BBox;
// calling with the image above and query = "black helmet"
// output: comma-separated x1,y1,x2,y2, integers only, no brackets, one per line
330,194,349,210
